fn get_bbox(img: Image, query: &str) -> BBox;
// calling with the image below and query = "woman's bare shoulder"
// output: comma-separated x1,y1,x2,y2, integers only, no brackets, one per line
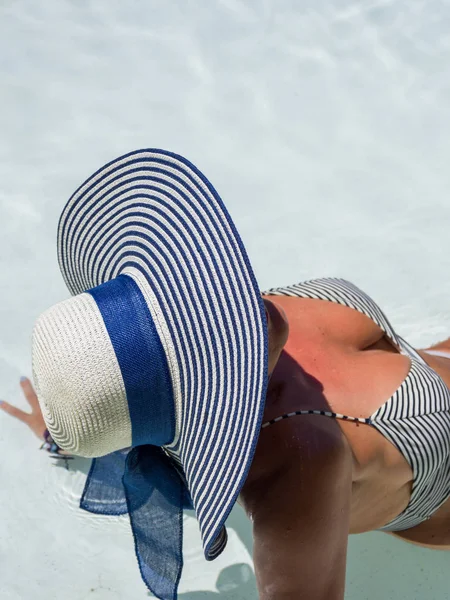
240,407,351,517
240,352,350,513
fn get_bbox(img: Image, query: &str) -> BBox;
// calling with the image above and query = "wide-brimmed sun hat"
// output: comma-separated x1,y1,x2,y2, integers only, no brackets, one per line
32,149,269,600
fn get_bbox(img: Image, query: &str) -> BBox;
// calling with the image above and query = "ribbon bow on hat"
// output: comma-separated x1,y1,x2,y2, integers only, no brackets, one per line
32,150,269,600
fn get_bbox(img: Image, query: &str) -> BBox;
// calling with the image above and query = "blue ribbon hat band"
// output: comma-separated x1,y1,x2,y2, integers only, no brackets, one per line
88,274,175,448
55,149,269,600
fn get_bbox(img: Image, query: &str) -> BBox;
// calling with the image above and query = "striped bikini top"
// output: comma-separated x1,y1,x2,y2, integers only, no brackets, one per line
261,277,450,532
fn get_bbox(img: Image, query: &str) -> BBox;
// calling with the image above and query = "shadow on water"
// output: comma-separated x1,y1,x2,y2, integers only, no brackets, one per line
50,454,92,475
176,505,259,600
178,563,257,600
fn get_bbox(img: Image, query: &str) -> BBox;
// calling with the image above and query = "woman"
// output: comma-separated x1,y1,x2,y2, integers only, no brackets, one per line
2,151,449,600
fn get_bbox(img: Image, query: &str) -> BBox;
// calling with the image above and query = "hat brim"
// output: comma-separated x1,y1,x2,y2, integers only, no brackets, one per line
57,149,269,559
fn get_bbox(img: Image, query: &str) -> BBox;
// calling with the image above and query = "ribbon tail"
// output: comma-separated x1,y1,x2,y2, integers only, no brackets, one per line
123,446,185,600
80,450,130,515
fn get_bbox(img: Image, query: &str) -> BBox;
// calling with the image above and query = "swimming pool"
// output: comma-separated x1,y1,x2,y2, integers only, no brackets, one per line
1,1,449,598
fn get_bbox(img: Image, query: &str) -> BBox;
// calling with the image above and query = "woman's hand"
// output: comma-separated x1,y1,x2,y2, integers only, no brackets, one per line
0,377,47,439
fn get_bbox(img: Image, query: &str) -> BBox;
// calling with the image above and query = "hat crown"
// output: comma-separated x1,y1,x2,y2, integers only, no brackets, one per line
33,291,131,457
33,273,176,457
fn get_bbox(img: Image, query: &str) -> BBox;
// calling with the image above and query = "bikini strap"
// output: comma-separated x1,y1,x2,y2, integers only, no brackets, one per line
262,410,372,429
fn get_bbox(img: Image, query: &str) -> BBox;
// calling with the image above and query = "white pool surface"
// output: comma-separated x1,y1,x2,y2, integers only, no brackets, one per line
1,1,450,598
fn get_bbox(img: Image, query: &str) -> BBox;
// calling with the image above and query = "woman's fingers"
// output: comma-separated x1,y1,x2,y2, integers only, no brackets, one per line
20,377,40,412
0,400,30,424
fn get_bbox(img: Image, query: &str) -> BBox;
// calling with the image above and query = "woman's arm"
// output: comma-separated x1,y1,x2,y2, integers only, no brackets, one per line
246,417,353,600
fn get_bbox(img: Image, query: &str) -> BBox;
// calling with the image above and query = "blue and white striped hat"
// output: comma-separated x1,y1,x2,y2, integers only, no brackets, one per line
32,149,269,600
